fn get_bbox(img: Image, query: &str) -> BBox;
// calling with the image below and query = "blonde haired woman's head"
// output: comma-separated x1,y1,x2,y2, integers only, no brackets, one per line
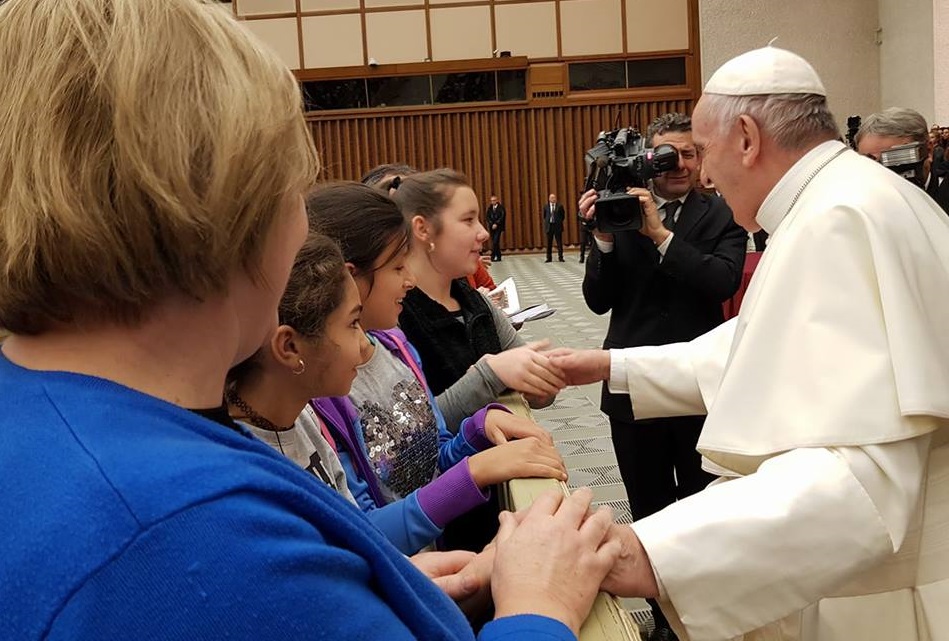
0,0,318,334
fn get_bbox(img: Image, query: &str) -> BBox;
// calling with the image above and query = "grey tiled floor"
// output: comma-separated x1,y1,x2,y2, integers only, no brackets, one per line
488,251,632,522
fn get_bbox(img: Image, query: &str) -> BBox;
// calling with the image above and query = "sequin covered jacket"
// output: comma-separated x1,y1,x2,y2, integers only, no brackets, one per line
311,328,509,555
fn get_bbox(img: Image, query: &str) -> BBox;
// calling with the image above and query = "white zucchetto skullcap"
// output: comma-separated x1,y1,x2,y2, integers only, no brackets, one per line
704,45,826,97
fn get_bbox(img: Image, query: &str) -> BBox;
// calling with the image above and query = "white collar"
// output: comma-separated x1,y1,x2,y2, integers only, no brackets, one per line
653,192,689,210
756,140,847,234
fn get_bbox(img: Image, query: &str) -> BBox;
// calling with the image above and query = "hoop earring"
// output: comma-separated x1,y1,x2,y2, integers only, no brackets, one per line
292,359,306,375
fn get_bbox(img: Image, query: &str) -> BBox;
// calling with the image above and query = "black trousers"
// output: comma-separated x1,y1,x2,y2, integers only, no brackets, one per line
578,226,592,260
610,415,715,630
490,229,503,260
545,228,563,260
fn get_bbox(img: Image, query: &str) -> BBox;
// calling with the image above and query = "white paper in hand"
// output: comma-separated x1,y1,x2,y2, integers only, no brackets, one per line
509,303,556,324
486,277,520,315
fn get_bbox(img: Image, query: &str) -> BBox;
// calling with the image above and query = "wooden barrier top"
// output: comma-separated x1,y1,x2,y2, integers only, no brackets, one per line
498,392,642,641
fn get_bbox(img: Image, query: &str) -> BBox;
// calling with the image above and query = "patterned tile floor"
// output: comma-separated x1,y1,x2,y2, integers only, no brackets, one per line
488,251,630,519
487,250,652,625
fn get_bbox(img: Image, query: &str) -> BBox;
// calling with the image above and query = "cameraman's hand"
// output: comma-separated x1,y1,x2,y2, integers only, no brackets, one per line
579,189,613,243
627,187,669,246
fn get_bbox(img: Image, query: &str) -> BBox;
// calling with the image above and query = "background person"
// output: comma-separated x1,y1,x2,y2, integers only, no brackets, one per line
855,107,949,213
486,195,507,262
543,193,566,262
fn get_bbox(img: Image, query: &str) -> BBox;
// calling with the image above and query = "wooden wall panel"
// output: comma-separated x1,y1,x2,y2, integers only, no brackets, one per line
308,97,694,251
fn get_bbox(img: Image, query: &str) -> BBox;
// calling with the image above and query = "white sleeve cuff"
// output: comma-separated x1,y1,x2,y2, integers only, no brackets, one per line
656,232,674,257
608,349,629,393
594,236,615,253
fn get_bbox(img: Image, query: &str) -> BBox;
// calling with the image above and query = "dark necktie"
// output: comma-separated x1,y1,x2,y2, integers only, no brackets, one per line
662,200,681,231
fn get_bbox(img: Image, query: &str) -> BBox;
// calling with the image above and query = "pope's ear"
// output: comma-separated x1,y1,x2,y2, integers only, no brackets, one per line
737,114,762,167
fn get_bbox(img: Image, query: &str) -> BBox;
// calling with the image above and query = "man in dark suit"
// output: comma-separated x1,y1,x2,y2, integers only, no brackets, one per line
486,194,506,261
581,112,747,641
543,193,565,262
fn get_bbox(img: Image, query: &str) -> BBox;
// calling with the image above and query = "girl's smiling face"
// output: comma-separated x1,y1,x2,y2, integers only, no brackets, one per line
428,186,489,279
304,270,368,398
354,237,416,331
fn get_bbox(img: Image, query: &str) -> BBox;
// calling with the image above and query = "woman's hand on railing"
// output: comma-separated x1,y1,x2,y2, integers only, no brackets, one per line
492,488,621,637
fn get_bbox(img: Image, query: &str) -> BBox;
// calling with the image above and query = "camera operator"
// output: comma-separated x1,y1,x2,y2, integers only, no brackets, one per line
855,107,949,213
579,112,746,641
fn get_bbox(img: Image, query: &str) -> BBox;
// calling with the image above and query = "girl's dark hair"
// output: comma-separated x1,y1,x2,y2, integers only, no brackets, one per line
390,168,470,232
279,232,347,339
360,163,417,187
228,232,346,387
359,163,418,191
306,182,410,277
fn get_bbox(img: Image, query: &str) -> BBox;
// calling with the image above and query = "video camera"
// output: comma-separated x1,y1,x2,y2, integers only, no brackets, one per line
582,127,679,233
879,141,927,184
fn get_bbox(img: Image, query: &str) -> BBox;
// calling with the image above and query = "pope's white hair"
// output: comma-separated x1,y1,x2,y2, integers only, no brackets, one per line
703,93,840,151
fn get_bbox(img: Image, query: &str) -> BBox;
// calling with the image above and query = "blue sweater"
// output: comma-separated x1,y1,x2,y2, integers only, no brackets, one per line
0,352,574,641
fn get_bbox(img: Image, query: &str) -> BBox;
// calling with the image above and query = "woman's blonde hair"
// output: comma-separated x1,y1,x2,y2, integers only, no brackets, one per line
0,0,319,333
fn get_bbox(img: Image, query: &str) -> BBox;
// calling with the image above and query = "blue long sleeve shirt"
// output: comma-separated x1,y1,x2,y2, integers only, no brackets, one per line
0,352,573,641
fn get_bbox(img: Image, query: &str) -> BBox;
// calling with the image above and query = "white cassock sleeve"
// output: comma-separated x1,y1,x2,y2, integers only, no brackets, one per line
608,317,737,419
632,434,931,641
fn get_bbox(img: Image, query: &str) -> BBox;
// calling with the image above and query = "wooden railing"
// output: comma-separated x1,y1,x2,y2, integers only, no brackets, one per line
498,392,642,641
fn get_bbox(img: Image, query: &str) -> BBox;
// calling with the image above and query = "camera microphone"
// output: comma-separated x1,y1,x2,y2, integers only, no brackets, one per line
592,155,609,179
584,155,610,192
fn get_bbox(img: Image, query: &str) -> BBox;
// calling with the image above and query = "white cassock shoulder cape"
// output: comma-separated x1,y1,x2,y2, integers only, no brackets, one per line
612,141,949,641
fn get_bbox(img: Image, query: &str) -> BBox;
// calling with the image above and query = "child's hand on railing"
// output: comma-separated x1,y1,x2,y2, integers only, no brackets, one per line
483,409,554,446
468,438,567,486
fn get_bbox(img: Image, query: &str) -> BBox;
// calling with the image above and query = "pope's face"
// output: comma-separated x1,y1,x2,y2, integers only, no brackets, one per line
691,97,761,231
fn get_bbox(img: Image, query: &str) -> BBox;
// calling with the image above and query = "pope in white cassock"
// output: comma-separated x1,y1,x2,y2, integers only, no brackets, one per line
558,46,949,641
